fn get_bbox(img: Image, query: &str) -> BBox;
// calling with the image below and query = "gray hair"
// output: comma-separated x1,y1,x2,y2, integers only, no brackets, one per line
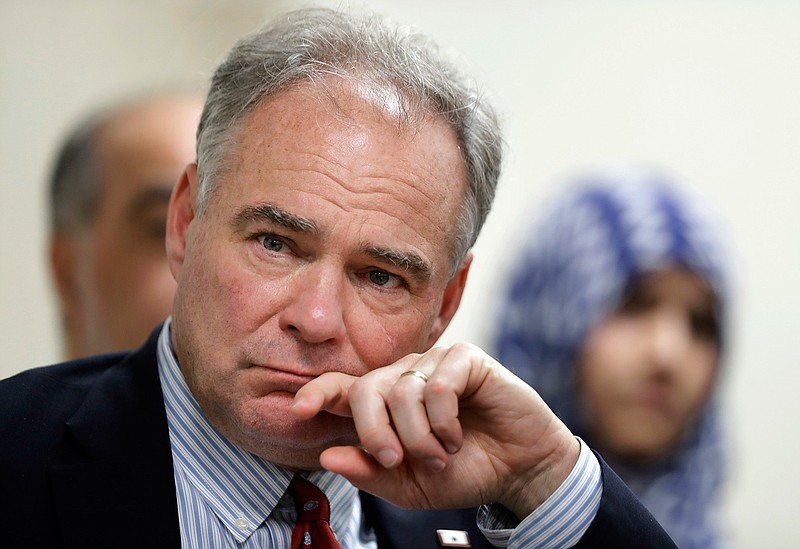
196,8,503,272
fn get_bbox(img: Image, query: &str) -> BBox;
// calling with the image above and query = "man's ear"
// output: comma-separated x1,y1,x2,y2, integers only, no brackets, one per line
165,163,198,281
423,252,473,350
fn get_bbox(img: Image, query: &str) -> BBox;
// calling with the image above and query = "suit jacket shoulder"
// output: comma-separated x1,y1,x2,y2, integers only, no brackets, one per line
0,331,181,548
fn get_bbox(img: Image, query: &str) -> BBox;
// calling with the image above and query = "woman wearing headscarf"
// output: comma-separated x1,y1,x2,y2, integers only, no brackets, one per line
493,166,733,548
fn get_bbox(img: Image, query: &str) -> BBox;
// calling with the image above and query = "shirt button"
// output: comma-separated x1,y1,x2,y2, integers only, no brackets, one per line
235,517,249,530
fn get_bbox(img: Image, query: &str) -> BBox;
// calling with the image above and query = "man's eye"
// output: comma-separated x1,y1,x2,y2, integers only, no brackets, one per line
258,235,286,252
368,270,402,289
369,270,391,285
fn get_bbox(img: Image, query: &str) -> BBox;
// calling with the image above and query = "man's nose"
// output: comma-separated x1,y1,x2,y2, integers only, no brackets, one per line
278,264,346,344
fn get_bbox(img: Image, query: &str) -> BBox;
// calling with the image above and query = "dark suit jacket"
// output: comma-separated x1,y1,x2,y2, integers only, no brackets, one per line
0,330,676,548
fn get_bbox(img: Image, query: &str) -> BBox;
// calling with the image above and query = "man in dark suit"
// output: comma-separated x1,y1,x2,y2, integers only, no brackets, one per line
0,8,676,548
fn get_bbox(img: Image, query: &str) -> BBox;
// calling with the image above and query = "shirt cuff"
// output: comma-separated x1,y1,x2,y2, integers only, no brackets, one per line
477,437,602,548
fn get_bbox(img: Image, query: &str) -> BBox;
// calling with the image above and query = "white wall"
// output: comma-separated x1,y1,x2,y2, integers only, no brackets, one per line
1,1,798,547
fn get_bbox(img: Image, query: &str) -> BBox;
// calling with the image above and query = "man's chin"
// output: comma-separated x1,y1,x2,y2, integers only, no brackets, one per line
235,399,358,466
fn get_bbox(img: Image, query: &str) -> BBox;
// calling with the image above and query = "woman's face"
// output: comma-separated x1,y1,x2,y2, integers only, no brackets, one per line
577,268,719,462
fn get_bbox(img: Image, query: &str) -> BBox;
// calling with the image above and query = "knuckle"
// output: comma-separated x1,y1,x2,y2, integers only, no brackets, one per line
348,378,368,400
448,341,479,356
388,383,417,406
424,377,450,397
357,424,393,452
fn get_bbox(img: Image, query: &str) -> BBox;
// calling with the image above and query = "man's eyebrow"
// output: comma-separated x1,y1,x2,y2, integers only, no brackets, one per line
231,203,318,233
232,204,430,279
363,245,431,281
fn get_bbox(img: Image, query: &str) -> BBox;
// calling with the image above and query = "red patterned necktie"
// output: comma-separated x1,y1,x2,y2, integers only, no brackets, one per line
289,475,341,548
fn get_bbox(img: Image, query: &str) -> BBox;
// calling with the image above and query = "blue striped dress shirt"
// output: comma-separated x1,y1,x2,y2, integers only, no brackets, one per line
156,319,601,547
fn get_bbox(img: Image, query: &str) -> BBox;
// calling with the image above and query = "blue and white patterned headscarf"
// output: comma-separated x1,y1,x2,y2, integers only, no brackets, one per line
493,166,732,548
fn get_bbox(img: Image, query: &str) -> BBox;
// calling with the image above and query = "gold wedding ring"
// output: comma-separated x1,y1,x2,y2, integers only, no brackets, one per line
400,369,429,383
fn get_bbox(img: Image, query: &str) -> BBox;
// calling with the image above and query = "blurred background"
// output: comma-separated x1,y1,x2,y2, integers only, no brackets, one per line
1,1,798,546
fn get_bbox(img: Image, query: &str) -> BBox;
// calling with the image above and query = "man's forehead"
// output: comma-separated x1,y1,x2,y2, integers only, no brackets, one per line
213,79,466,271
235,80,463,186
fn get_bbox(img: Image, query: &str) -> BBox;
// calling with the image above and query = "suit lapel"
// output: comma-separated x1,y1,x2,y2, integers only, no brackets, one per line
48,334,181,548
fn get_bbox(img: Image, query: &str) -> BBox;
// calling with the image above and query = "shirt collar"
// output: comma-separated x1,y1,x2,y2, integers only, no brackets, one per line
156,318,358,542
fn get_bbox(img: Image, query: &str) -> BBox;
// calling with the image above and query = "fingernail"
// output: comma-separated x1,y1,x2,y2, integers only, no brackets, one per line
377,448,399,468
290,397,305,413
445,442,459,454
426,457,446,472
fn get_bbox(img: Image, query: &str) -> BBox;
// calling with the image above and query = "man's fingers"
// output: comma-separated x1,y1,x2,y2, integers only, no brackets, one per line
303,346,486,473
348,374,406,468
320,446,382,483
396,348,469,455
320,446,421,510
422,373,463,455
291,371,356,419
387,365,450,471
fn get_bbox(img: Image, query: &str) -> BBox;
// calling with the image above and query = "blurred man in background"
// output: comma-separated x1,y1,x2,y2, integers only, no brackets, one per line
48,92,202,359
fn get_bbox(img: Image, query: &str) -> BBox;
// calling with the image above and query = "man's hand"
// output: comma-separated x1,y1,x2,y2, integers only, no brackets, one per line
291,343,579,519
